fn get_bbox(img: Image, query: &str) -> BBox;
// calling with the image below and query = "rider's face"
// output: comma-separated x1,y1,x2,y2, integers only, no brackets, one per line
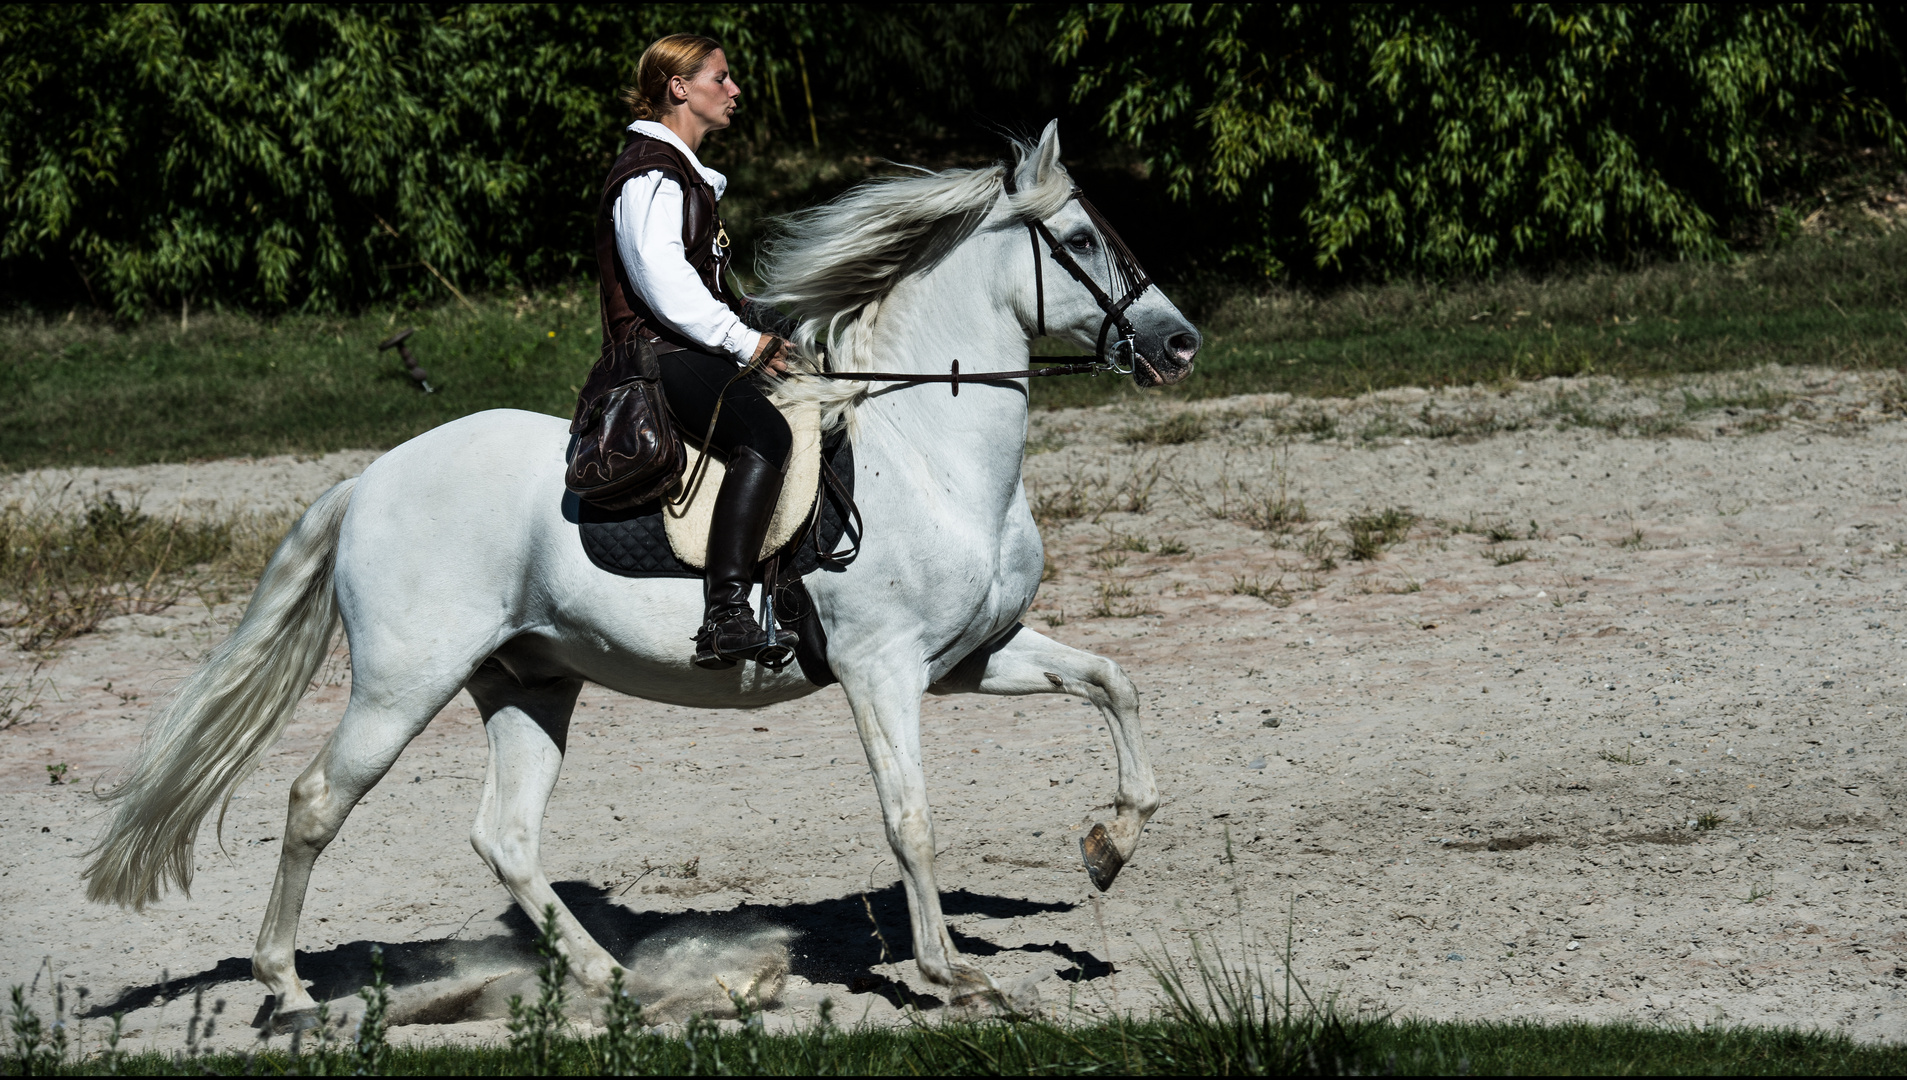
672,50,740,133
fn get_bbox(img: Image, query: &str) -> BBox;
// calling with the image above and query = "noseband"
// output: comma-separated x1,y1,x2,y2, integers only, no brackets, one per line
810,168,1158,393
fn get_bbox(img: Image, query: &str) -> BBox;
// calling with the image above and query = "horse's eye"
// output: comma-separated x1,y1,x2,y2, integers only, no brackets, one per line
1067,232,1096,253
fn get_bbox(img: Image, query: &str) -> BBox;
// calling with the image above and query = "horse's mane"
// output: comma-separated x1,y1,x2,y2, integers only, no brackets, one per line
758,139,1073,432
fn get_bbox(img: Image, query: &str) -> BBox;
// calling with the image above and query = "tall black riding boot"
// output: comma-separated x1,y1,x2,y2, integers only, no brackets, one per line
693,446,799,669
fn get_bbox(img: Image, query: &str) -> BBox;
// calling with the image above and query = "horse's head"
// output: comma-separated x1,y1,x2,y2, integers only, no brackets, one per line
1005,121,1198,387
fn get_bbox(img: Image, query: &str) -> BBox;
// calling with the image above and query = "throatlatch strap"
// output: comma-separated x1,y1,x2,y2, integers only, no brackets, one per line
1031,226,1046,338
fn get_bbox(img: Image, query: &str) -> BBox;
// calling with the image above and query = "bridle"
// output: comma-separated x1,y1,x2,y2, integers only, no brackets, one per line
810,167,1157,393
1002,169,1154,375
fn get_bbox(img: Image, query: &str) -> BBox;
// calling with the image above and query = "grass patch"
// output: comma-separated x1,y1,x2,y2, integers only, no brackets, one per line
1485,523,1519,543
0,289,602,471
13,1005,1904,1075
1239,492,1309,533
1344,507,1418,560
1090,578,1153,618
8,228,1905,469
0,663,50,729
1298,528,1341,571
1120,412,1207,445
1275,405,1339,439
1174,461,1311,536
1231,573,1295,607
1029,227,1907,411
1491,547,1533,566
0,495,284,649
1237,488,1309,533
1030,474,1103,527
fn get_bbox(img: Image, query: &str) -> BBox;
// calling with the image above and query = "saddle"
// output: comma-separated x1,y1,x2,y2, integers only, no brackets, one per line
575,412,858,686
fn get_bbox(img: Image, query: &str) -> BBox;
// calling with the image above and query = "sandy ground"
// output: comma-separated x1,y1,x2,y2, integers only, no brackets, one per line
2,365,1903,1057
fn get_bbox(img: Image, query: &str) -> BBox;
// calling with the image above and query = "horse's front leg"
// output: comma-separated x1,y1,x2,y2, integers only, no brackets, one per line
838,664,1003,1008
931,623,1159,891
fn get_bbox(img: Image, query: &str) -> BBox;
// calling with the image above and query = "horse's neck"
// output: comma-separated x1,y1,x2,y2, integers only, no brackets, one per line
851,254,1031,513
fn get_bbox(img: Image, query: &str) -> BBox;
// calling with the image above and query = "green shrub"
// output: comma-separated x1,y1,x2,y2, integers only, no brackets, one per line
0,5,1062,316
1057,4,1907,277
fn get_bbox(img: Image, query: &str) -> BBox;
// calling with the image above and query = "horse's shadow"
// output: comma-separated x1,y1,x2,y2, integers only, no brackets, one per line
80,882,1114,1022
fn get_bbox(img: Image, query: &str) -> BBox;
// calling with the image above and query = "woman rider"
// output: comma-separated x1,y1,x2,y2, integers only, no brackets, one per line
601,34,795,669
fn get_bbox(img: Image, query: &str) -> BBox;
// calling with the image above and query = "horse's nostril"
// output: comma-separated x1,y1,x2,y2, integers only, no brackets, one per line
1167,331,1200,362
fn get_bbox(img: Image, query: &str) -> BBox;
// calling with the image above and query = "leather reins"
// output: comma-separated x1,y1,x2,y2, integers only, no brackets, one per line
805,168,1156,394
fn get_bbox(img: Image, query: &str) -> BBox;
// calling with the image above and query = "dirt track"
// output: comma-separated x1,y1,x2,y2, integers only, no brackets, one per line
2,366,1903,1053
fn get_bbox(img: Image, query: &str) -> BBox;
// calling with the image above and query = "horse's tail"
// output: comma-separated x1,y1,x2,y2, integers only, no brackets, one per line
84,478,358,910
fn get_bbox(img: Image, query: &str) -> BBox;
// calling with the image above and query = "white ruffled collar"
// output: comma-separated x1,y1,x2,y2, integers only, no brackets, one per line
627,120,727,199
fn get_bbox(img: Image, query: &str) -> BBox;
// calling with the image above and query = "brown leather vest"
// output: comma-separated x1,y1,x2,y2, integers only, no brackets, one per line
595,132,741,352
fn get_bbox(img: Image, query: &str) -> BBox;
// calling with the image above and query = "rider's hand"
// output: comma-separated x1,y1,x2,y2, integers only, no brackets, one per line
751,333,791,376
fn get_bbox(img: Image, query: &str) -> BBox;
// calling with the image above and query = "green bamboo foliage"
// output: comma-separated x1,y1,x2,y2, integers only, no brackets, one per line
0,4,787,315
1056,4,1907,276
0,3,1065,316
3,4,1904,315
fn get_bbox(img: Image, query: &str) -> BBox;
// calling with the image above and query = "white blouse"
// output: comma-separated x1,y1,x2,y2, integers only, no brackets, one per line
611,120,761,364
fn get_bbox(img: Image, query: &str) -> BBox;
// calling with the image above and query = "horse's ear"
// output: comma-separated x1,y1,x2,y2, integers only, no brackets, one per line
1015,120,1063,192
1033,120,1062,184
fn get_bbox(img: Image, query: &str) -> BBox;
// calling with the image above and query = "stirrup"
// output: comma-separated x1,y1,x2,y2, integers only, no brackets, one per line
754,636,798,671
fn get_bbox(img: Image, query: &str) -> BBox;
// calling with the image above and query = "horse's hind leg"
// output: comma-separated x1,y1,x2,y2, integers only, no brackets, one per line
254,675,464,1028
464,660,622,994
931,624,1159,891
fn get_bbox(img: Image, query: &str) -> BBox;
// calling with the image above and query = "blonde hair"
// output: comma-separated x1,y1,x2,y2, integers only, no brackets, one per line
620,34,723,120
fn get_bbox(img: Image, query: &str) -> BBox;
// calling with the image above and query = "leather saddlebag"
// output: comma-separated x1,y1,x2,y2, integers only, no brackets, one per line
566,336,684,510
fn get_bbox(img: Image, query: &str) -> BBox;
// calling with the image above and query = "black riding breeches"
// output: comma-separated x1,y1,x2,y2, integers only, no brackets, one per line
659,348,793,471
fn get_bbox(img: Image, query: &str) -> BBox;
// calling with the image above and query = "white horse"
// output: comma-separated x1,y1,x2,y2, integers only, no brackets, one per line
84,121,1198,1023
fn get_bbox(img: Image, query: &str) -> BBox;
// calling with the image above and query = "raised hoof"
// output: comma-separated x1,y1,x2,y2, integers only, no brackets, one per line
271,1007,320,1035
1079,823,1125,892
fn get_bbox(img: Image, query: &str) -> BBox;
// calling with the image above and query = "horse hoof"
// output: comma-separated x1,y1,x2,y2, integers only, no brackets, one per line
271,1007,319,1034
1079,823,1125,892
948,990,1001,1017
949,980,1039,1019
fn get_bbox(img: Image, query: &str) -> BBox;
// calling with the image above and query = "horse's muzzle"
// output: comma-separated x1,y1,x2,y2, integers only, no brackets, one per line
1131,326,1199,387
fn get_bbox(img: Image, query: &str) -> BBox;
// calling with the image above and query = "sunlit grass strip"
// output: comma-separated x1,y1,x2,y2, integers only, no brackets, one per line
17,1016,1904,1076
7,229,1907,471
10,909,1905,1075
1031,228,1907,410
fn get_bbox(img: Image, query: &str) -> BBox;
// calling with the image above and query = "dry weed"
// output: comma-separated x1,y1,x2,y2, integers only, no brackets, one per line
1168,453,1309,533
1090,579,1155,618
1344,507,1418,560
0,662,51,729
1232,574,1295,607
1030,475,1106,527
1297,528,1340,571
1121,412,1207,446
1031,458,1161,526
0,494,288,650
